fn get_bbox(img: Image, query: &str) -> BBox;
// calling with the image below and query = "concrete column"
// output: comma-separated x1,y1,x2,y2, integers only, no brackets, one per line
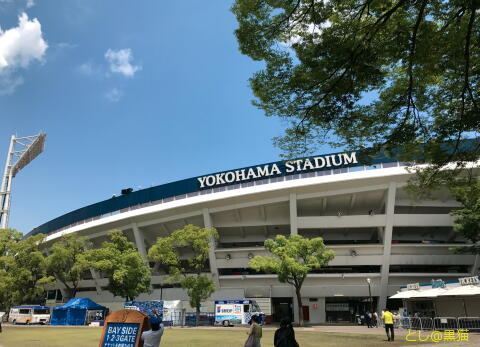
132,223,148,260
89,269,102,294
84,244,102,294
379,182,396,311
472,255,479,275
203,208,220,287
289,193,298,235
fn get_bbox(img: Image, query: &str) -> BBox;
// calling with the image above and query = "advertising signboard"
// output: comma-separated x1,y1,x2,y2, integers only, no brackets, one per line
99,309,149,347
101,323,140,347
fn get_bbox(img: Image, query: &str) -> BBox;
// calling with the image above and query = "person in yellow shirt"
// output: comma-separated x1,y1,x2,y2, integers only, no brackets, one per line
381,308,394,342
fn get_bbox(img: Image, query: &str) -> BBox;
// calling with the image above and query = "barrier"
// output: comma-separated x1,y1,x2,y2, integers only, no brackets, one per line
399,317,411,329
184,312,215,327
458,317,480,332
409,317,422,330
160,310,214,327
420,317,434,330
391,316,480,331
433,317,458,331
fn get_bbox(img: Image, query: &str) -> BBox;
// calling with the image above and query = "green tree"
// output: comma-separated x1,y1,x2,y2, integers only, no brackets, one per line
46,234,92,300
86,230,151,301
448,177,480,256
0,229,22,309
148,224,218,325
232,0,480,184
0,230,54,307
249,234,335,326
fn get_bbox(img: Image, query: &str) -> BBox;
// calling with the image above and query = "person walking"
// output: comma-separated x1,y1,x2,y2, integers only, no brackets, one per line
274,318,298,347
141,308,165,347
245,315,262,347
373,311,379,328
365,311,372,328
382,308,394,342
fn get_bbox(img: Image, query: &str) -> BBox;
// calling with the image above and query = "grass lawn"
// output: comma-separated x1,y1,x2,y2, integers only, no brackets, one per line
0,325,423,347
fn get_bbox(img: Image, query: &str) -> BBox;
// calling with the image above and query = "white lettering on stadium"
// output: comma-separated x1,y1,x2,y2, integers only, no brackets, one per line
197,152,358,188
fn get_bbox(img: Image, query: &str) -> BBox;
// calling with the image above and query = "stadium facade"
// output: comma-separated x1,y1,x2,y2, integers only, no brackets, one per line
27,150,478,324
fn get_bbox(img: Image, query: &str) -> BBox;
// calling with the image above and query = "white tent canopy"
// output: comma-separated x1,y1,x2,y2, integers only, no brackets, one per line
390,285,480,299
409,288,448,298
438,285,480,296
389,290,420,299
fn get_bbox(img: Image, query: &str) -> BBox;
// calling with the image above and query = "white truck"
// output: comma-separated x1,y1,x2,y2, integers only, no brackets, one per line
8,305,51,324
214,299,264,326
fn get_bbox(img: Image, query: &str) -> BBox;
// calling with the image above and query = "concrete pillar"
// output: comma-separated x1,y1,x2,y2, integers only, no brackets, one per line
84,244,102,294
132,223,148,260
472,255,479,275
379,182,396,311
308,297,326,324
203,208,220,287
289,193,298,235
89,269,102,294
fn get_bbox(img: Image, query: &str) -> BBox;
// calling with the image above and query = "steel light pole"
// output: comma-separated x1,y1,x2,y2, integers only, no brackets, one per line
1,133,46,229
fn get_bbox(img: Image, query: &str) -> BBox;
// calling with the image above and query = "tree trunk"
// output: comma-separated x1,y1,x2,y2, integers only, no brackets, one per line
196,306,200,327
295,286,304,327
66,287,76,301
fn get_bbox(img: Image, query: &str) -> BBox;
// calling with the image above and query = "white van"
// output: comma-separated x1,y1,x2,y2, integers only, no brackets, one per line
8,305,50,324
214,300,264,326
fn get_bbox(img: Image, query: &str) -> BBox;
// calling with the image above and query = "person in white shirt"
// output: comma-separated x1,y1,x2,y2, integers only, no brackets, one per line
141,309,164,347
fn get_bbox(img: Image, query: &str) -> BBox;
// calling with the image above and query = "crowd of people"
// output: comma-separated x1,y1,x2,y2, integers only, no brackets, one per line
362,308,397,342
139,311,299,347
139,308,400,346
244,315,299,347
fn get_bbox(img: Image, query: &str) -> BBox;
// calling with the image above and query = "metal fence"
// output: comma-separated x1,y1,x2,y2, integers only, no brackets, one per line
433,317,459,331
390,316,480,331
458,317,480,332
161,310,215,327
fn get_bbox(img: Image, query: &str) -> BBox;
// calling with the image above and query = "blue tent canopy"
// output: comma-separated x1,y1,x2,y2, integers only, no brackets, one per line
50,298,106,326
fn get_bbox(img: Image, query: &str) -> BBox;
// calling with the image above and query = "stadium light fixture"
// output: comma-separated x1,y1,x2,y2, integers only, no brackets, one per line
0,133,46,229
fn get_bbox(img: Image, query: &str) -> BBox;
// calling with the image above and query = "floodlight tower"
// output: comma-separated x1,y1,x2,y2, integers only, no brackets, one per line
0,133,46,229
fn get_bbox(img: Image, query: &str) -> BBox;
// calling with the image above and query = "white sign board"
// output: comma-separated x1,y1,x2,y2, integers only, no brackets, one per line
407,283,420,290
459,276,480,286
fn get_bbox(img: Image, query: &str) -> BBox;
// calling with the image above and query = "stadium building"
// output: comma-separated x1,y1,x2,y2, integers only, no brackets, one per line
26,150,478,324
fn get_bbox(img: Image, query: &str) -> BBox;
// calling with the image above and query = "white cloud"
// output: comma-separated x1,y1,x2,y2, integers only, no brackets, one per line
104,87,122,102
0,0,35,8
0,12,47,69
0,12,47,94
104,48,141,78
0,69,23,95
56,42,77,49
77,62,95,76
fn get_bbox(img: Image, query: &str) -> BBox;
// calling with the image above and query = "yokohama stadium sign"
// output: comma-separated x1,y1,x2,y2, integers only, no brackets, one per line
197,152,358,188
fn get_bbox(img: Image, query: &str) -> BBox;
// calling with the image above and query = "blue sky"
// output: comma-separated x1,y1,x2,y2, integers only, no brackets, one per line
0,1,312,234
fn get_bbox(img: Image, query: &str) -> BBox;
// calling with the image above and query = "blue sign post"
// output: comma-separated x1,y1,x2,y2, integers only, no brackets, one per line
101,323,140,347
98,309,149,347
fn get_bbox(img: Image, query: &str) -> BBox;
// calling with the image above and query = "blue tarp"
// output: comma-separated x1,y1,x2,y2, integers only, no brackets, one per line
124,301,163,320
50,298,106,326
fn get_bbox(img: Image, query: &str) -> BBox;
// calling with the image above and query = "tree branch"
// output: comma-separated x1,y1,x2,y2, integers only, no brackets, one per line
405,0,427,119
462,2,479,114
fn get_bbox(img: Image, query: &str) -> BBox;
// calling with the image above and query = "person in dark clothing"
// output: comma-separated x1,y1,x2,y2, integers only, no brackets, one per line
274,318,299,347
365,311,372,328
